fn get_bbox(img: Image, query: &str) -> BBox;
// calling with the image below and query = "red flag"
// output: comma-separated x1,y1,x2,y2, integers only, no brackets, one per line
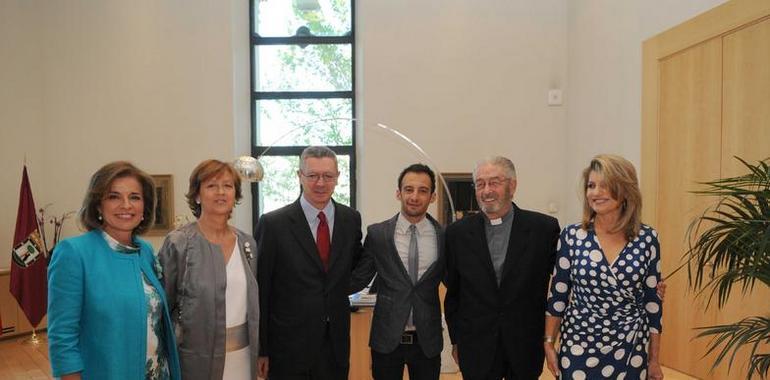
9,166,48,328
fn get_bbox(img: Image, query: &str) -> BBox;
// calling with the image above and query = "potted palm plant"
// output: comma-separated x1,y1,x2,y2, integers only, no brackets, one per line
686,157,770,379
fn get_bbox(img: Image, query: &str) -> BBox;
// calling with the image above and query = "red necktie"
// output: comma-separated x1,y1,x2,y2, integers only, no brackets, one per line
316,211,330,270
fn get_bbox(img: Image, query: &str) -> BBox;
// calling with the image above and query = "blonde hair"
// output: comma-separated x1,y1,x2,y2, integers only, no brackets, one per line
581,154,641,240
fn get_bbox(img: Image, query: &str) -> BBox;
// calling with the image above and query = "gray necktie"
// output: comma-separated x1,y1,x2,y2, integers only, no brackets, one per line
407,224,419,329
408,224,419,284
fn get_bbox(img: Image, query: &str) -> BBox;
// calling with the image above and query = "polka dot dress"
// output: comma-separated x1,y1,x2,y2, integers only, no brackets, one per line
546,223,663,379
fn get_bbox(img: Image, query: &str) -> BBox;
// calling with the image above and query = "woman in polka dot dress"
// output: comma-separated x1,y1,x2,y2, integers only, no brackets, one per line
544,154,663,380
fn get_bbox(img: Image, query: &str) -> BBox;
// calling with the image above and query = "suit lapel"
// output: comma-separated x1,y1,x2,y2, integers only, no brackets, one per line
288,200,325,272
469,213,499,288
327,200,345,271
500,204,530,284
384,214,412,283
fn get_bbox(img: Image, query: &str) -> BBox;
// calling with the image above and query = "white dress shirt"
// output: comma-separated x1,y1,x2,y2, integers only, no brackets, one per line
300,195,336,241
394,213,438,281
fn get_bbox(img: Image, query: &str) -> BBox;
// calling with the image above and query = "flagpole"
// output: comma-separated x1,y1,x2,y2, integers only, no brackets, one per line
23,326,41,345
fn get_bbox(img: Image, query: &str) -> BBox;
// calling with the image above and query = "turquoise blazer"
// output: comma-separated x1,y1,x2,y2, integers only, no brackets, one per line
48,229,181,379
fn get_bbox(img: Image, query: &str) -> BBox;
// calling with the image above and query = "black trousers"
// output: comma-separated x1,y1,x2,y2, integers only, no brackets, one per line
371,333,441,380
269,325,349,380
463,334,529,380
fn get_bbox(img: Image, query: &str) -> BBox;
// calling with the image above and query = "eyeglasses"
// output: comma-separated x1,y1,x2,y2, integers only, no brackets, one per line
474,177,509,190
301,172,339,183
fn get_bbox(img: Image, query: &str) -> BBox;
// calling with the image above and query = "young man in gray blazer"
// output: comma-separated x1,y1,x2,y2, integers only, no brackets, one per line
353,163,446,380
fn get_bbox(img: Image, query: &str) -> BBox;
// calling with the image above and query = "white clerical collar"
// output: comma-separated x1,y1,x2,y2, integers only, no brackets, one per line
485,207,514,226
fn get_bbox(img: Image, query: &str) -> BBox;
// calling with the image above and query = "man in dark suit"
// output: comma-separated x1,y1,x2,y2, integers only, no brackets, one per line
256,146,364,380
444,156,560,380
353,163,446,380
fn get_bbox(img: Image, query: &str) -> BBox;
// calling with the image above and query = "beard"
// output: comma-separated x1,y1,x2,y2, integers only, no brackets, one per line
480,201,503,214
478,187,513,216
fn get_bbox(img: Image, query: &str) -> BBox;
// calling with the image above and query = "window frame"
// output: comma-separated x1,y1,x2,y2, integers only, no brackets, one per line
249,0,357,225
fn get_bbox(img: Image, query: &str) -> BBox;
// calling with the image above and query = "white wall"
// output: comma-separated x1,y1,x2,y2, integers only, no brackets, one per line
563,0,727,220
0,0,251,267
1,1,51,268
357,0,569,227
0,0,729,267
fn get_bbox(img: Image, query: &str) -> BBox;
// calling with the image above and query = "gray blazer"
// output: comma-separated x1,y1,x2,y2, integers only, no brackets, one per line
353,213,446,357
158,222,259,380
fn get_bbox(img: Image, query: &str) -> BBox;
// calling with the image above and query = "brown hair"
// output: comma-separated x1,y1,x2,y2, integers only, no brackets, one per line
79,161,156,235
186,159,243,218
580,154,642,240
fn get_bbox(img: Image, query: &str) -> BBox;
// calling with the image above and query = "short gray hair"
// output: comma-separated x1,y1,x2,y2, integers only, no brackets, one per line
300,146,338,173
473,156,517,181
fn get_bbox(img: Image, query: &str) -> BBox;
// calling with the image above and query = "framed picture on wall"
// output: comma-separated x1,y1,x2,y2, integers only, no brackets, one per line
147,174,174,235
436,173,479,226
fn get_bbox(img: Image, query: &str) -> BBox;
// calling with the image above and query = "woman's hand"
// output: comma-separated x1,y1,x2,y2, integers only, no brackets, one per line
656,280,667,301
544,342,559,378
257,356,269,379
648,360,664,380
543,316,562,378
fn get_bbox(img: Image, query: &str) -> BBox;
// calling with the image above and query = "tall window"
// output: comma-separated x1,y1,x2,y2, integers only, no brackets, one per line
250,0,355,222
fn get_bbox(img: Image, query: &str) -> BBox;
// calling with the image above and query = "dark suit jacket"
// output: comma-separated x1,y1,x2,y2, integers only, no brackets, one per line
256,199,363,374
353,213,446,358
444,203,559,380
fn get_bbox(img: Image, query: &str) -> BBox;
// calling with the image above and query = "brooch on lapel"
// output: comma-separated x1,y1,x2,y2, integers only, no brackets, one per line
244,242,253,260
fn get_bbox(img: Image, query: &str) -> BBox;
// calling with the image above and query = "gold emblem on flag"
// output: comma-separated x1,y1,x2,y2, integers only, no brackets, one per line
12,230,44,268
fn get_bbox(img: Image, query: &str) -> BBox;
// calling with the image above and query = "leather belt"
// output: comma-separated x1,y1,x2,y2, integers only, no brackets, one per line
226,323,249,352
400,331,418,345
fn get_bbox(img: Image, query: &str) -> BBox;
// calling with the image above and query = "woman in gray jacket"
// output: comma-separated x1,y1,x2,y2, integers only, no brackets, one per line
159,159,259,379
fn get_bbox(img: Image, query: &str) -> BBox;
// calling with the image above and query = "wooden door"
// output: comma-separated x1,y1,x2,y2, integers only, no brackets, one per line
717,16,770,380
722,17,770,168
656,37,723,379
643,1,770,378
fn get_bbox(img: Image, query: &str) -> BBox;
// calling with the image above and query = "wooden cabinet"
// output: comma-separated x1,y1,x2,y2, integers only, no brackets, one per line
1,269,47,338
0,271,17,336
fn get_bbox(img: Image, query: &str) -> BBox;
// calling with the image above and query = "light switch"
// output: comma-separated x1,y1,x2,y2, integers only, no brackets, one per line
548,89,563,106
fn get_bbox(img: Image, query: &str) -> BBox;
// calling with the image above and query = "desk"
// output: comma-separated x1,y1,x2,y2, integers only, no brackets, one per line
349,307,374,380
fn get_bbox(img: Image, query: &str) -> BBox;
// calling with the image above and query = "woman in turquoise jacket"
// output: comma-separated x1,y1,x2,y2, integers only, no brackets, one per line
48,161,181,380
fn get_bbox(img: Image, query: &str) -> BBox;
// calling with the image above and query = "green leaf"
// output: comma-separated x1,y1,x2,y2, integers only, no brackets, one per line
686,157,770,378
